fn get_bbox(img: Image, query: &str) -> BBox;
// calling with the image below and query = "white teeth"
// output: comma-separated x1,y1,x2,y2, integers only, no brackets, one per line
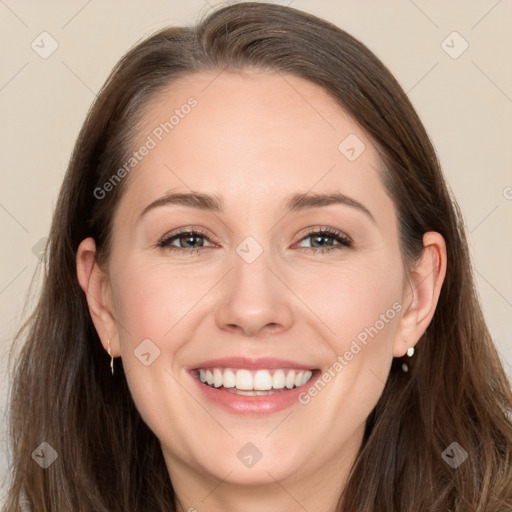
213,368,223,388
253,370,272,390
272,369,286,389
223,369,236,388
235,369,253,390
196,368,314,391
285,371,295,389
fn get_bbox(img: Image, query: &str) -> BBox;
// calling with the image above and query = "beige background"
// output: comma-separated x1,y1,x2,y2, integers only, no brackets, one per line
1,0,511,495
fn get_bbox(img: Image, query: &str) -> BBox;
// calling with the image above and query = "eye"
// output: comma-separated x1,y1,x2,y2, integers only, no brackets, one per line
158,227,215,254
295,227,352,253
157,226,352,255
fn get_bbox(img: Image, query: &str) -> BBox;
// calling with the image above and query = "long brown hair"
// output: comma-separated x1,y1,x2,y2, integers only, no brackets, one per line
4,2,512,511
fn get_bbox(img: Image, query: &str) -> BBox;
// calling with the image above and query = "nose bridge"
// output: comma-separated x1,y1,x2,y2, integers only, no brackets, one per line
214,233,294,337
233,236,274,296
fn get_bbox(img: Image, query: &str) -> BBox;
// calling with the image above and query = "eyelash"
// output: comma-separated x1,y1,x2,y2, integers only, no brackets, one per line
157,226,352,255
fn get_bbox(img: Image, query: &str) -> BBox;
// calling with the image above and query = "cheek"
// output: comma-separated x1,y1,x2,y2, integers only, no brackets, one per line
108,262,201,441
297,256,403,407
297,264,402,437
304,257,403,352
111,260,206,343
107,260,198,412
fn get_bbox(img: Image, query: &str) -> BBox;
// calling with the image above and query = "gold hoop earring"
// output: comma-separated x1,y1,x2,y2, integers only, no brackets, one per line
107,339,114,376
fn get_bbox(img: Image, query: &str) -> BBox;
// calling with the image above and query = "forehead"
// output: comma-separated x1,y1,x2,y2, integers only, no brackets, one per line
116,71,392,224
138,70,369,163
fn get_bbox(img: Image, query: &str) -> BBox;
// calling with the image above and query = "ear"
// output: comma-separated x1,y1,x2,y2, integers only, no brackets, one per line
393,231,447,357
76,237,120,357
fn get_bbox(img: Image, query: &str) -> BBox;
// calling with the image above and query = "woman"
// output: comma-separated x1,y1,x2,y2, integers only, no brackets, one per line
5,2,512,511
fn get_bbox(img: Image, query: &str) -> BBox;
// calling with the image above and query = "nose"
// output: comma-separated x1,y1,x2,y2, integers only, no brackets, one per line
214,249,294,338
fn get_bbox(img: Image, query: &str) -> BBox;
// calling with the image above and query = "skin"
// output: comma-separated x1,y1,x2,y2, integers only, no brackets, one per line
77,71,446,512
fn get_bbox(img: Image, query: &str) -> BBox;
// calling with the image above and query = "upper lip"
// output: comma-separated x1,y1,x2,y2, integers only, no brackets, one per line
189,356,318,371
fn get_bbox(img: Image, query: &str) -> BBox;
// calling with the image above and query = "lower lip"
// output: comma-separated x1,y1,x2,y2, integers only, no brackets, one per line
189,371,320,416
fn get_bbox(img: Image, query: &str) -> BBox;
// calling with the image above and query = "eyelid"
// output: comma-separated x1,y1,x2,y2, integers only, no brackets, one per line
158,225,217,247
161,225,213,238
294,225,352,244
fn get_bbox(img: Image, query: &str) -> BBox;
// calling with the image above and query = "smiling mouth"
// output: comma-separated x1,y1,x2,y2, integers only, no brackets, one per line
192,367,318,395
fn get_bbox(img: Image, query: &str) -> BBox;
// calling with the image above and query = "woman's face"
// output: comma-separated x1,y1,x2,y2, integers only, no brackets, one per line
99,71,412,501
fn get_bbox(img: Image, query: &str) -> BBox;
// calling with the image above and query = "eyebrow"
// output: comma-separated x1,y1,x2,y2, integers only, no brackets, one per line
138,190,375,223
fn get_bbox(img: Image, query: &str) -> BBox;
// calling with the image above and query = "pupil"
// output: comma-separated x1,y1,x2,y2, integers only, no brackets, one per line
182,233,203,248
312,234,332,248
